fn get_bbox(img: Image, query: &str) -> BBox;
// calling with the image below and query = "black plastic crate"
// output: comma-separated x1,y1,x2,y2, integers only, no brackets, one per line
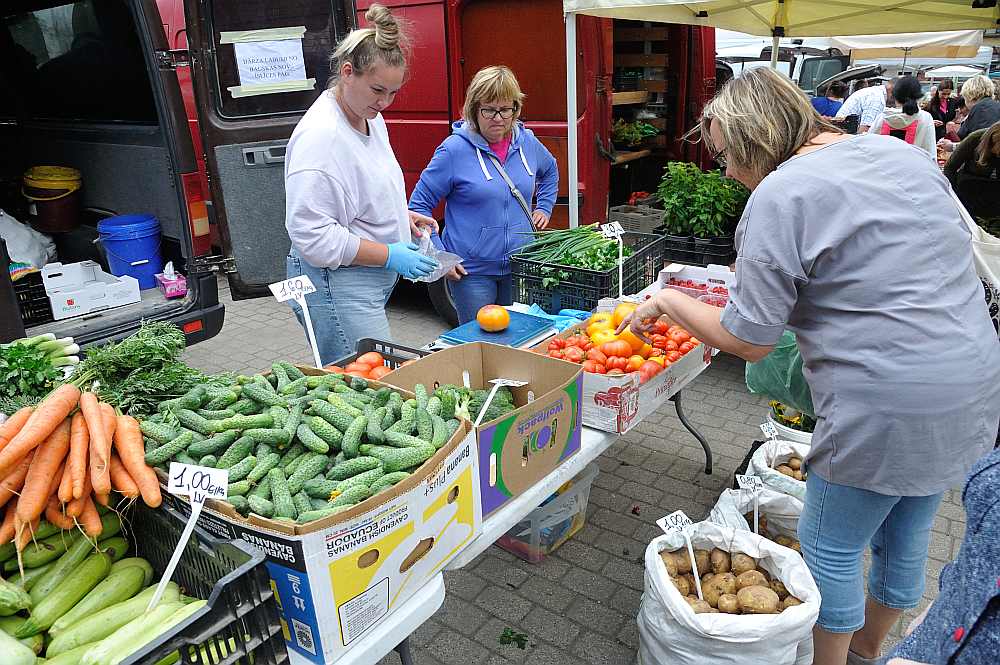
663,236,736,268
609,205,664,235
13,271,54,326
511,232,665,313
120,501,289,665
331,337,430,369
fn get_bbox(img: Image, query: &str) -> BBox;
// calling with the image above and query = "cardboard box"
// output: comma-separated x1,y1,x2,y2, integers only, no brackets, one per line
658,263,735,291
166,427,480,665
385,343,583,517
41,260,140,320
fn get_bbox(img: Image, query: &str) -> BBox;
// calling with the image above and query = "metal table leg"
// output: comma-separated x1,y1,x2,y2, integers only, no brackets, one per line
671,390,712,474
395,638,414,665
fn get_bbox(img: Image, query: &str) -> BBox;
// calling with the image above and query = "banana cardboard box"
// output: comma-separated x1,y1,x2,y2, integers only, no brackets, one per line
167,423,481,664
385,342,583,516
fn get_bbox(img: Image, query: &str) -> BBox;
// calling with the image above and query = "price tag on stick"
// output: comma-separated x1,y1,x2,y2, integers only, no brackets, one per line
656,509,693,534
736,475,763,535
269,275,323,369
473,378,528,429
600,222,626,299
759,421,779,441
147,463,229,611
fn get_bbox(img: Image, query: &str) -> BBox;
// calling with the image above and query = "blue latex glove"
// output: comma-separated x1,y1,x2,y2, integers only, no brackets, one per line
384,242,438,279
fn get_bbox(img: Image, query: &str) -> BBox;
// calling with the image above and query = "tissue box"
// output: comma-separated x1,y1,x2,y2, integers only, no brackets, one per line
155,272,187,299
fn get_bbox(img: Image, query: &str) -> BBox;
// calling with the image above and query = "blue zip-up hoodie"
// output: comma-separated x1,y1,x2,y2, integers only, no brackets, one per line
408,120,559,276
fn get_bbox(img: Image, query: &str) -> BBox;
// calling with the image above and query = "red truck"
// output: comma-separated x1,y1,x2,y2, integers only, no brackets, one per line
160,0,717,324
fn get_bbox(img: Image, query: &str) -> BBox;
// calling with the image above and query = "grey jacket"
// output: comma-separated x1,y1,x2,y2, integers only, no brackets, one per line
889,446,1000,664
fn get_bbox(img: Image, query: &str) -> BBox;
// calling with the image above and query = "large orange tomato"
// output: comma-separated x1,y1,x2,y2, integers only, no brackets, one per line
586,312,614,336
626,355,645,372
590,329,619,346
618,328,646,354
357,352,385,367
368,365,393,380
477,305,511,332
612,302,638,328
601,340,633,358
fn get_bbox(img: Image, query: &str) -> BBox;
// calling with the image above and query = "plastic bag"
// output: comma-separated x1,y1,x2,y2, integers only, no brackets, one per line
0,209,55,270
745,331,815,417
637,522,819,665
748,440,811,501
709,488,803,541
405,230,464,283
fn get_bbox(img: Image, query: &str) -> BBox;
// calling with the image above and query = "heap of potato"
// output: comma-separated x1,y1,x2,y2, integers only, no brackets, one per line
775,455,807,482
660,548,802,615
742,513,802,554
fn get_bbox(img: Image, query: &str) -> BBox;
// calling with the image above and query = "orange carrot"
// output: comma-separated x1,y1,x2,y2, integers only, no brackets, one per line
15,515,40,552
0,501,16,545
0,452,33,510
109,453,139,499
45,496,74,530
0,384,79,478
94,403,117,504
79,497,102,537
66,475,92,518
17,419,71,524
0,408,33,453
113,415,161,508
80,392,110,496
67,411,89,501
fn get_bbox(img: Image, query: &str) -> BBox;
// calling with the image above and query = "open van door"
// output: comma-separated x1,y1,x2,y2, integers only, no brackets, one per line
181,0,349,298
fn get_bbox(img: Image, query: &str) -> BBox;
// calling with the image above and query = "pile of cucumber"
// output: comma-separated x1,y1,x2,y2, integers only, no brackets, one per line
0,510,208,665
140,363,462,524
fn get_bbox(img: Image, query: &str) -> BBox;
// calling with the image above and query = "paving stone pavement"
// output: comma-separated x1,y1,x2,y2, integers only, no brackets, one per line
184,277,966,665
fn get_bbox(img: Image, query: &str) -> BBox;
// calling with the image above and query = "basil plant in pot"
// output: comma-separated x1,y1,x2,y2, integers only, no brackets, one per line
656,162,749,265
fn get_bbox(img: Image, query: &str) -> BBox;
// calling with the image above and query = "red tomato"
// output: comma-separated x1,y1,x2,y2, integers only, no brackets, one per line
548,339,567,351
648,348,664,357
665,340,679,352
606,356,628,371
563,346,586,363
357,352,385,367
689,337,701,346
679,341,695,354
344,362,372,374
548,349,564,359
654,321,670,335
368,365,393,380
601,340,633,358
667,325,681,334
638,360,663,383
568,334,592,349
666,350,682,363
586,348,608,364
582,360,606,374
670,330,691,346
652,334,667,349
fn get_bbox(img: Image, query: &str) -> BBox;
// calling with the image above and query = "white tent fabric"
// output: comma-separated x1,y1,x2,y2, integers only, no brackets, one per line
829,30,983,59
563,1,1000,38
925,64,987,78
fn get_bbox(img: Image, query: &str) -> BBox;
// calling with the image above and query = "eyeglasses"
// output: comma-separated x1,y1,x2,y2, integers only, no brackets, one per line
712,146,728,168
479,107,516,120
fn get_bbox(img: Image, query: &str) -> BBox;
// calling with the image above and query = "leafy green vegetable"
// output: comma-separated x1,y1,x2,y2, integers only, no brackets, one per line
513,225,634,287
656,161,749,238
0,342,61,407
72,322,227,417
612,118,659,147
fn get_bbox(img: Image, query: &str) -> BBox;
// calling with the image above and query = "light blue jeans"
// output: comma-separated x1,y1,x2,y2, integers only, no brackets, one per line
797,471,943,633
286,251,397,366
449,274,513,325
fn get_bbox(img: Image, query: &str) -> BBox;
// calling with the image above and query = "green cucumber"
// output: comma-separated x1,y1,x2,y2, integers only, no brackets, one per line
415,408,433,442
278,442,306,470
336,466,385,492
186,430,240,458
196,408,236,420
281,362,306,380
311,399,355,431
198,454,218,468
267,406,289,429
226,456,257,482
296,505,351,523
297,423,331,455
370,471,411,494
342,415,368,459
139,421,178,446
288,455,329,495
227,480,251,496
307,417,342,449
383,431,432,449
415,384,429,410
327,456,381,481
242,381,287,408
331,485,371,507
174,409,214,436
228,495,249,515
282,405,304,445
431,413,449,449
268,468,296,520
208,413,273,433
229,398,257,415
248,452,282,484
358,443,436,473
367,407,387,445
217,436,254,470
446,418,461,438
249,477,271,500
271,363,291,390
304,478,340,499
244,428,291,447
144,431,195,466
280,376,309,396
293,491,313,516
326,394,363,419
426,395,442,417
247,495,274,518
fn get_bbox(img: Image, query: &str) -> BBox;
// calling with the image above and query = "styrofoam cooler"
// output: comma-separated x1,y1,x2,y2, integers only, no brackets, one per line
496,463,599,563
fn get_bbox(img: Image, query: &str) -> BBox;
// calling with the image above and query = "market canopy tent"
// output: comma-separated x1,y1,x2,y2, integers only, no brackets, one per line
561,0,1000,225
830,30,984,62
925,63,987,77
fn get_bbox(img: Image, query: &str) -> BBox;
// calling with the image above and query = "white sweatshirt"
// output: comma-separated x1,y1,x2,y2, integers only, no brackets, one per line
867,108,937,161
284,91,409,269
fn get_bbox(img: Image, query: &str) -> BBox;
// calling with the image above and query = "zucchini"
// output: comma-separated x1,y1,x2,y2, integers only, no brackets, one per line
331,484,371,507
10,560,55,591
4,522,70,570
16,552,111,636
0,616,43,654
370,471,411,494
186,430,240,458
78,600,192,665
341,415,368,459
47,643,96,665
336,466,385,492
174,409,214,436
303,477,340,499
247,495,274,518
144,430,195,466
0,628,34,665
29,534,94,605
49,561,148,635
268,468,296,520
296,505,351,524
217,436,254,470
357,443,436,473
288,455,329,495
297,423,331,455
0,579,31,616
46,583,179,657
306,417,342,449
247,452,282,484
110,557,154,583
327,456,382,481
208,413,273,433
139,421,178,446
98,536,129,563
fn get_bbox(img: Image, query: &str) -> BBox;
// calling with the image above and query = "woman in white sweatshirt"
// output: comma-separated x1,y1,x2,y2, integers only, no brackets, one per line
868,76,937,160
284,4,439,365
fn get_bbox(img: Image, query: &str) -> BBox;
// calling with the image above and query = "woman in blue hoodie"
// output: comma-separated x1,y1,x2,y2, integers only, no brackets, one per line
408,66,559,324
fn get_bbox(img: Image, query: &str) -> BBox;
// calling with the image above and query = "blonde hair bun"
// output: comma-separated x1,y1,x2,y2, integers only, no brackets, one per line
366,4,403,51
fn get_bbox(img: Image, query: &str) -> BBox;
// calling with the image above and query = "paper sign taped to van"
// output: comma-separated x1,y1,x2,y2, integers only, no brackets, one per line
234,39,307,86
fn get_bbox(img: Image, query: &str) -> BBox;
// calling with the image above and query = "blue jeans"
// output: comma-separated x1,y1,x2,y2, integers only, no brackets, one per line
286,251,397,366
797,471,943,633
449,274,513,325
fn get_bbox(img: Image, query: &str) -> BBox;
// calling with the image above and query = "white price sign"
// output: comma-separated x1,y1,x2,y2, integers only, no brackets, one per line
735,474,764,492
149,464,229,611
269,275,316,303
599,221,624,239
474,378,528,429
656,510,693,534
760,422,779,440
168,462,229,504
